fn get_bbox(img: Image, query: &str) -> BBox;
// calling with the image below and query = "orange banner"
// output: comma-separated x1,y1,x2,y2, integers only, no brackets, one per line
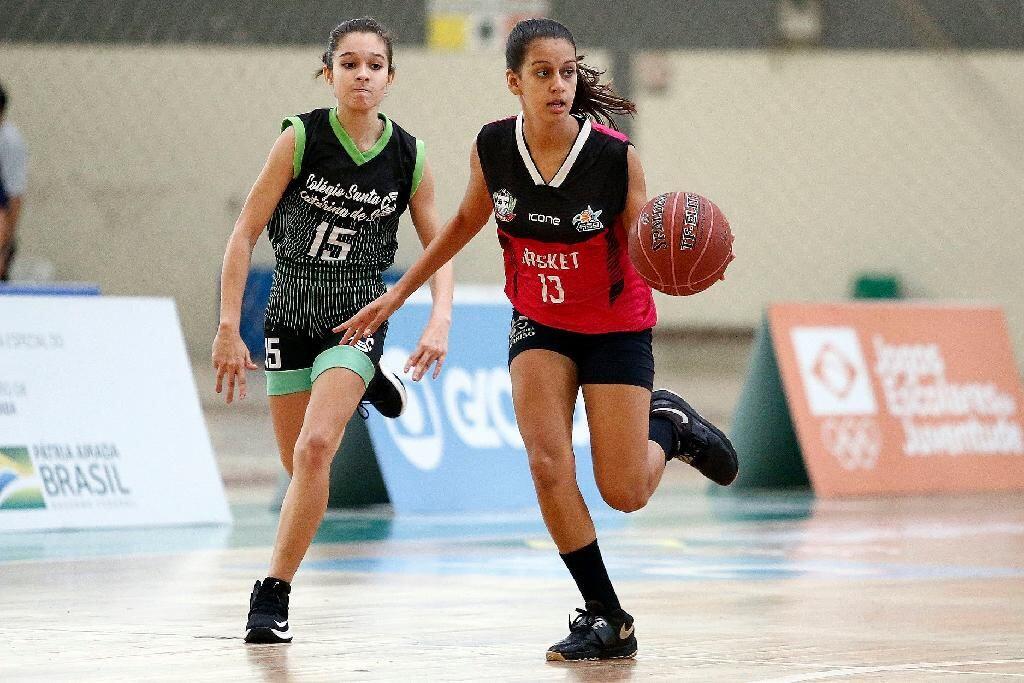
769,302,1024,496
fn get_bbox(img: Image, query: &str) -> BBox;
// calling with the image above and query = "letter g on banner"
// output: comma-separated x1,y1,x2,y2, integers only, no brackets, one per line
442,367,523,449
380,349,443,470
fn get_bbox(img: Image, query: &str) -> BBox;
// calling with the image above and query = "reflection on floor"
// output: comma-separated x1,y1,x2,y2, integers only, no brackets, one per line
4,478,1023,681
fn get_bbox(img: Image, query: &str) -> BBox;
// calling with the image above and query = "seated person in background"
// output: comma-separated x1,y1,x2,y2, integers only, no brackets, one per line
0,181,11,282
0,81,28,282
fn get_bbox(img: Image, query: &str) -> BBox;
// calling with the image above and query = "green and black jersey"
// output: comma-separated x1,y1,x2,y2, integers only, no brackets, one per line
264,108,425,337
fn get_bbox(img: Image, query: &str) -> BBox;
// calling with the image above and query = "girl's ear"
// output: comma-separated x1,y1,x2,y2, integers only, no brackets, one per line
506,68,521,96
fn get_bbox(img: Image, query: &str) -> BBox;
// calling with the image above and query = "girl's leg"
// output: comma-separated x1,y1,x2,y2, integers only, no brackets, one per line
651,389,740,485
269,391,311,476
247,349,371,645
268,367,364,582
582,384,666,513
510,349,590,552
511,350,637,661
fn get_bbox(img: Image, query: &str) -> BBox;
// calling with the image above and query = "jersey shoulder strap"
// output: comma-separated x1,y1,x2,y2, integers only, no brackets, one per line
387,118,426,196
280,108,329,179
475,116,516,189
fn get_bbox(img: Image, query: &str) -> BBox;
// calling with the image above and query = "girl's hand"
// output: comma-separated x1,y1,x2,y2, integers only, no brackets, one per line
406,317,450,381
334,291,402,345
212,328,259,404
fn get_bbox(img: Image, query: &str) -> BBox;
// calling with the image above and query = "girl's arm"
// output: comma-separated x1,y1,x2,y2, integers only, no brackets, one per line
621,145,649,239
335,143,493,345
403,161,455,380
212,127,295,403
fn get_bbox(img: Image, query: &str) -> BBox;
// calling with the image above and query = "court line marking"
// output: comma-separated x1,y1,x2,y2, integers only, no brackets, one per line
753,658,1024,682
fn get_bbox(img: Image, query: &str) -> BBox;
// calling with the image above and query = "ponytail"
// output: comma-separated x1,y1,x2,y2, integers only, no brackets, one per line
572,60,637,129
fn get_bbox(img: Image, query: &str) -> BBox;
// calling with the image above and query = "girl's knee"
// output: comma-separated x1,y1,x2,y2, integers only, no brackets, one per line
528,447,575,492
597,482,650,513
292,429,342,473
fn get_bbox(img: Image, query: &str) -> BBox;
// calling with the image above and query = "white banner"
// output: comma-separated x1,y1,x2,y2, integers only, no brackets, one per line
0,296,230,530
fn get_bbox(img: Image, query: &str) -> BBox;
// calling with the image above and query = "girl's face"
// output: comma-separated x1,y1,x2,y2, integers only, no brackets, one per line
507,37,578,123
325,32,393,113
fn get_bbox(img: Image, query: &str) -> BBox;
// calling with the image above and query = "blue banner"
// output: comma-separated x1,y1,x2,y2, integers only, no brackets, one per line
0,283,100,296
365,295,605,514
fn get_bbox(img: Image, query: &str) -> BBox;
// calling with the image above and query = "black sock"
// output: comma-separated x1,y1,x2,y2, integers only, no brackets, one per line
559,539,620,612
649,415,676,461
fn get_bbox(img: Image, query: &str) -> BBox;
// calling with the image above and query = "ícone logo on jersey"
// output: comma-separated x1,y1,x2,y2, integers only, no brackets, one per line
572,206,604,232
493,189,517,223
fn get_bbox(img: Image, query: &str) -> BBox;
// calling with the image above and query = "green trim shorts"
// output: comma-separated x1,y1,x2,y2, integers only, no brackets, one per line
264,322,388,396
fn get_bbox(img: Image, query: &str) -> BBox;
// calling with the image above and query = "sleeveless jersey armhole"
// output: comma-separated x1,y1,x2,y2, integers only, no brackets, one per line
282,116,306,179
410,139,426,196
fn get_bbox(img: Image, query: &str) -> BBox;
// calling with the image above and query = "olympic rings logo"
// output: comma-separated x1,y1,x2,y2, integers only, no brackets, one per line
820,417,882,470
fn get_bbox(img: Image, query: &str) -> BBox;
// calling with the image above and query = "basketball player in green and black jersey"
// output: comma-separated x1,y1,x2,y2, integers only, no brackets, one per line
212,17,454,644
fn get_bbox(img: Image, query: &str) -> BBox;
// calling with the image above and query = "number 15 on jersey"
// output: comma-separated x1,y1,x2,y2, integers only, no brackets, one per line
308,221,356,262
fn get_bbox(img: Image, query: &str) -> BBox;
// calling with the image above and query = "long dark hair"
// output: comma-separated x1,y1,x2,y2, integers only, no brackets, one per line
505,18,636,129
316,17,395,78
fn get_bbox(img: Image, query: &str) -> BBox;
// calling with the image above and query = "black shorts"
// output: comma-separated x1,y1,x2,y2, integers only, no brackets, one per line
507,310,654,389
263,321,388,396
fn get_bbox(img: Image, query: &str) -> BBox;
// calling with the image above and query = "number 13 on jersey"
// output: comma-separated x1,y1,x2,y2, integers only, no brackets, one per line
539,274,564,304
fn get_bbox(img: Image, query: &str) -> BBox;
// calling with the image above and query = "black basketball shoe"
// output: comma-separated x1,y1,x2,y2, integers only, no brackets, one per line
546,601,638,661
244,578,292,644
650,388,739,485
360,367,407,419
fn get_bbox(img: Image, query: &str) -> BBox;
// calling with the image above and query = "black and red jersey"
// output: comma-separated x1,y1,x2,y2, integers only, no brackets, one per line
476,114,656,334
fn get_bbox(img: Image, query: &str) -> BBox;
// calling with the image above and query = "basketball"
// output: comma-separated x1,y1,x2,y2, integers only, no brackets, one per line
629,192,735,296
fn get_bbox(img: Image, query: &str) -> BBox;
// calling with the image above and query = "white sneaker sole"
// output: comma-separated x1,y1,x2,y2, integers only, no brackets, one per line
244,626,292,644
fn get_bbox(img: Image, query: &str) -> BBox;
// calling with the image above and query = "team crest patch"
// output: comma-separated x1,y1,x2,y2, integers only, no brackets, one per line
572,205,604,232
379,191,400,217
493,189,517,223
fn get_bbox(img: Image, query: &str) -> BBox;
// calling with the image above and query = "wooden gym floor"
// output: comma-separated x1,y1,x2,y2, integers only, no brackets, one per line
4,347,1023,681
3,477,1023,681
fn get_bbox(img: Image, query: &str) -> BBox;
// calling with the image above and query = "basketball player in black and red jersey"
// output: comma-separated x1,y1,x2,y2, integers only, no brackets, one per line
339,18,738,660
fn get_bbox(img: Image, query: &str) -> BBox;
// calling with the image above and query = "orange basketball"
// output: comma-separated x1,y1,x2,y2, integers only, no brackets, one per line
629,192,735,296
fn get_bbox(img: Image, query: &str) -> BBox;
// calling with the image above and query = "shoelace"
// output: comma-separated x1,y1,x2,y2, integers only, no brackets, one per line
676,423,711,463
249,587,286,617
569,608,598,632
